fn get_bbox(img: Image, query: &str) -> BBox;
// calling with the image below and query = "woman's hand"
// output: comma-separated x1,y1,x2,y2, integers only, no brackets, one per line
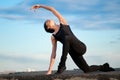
30,4,40,11
46,70,52,75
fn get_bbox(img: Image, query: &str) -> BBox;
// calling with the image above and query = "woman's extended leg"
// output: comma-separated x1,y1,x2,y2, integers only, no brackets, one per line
69,50,115,73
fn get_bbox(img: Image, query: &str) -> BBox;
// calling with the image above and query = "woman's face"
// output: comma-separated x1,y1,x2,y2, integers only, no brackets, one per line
46,20,55,29
44,20,55,33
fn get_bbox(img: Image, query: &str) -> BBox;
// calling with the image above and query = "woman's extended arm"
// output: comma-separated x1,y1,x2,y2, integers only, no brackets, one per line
47,35,57,75
31,4,67,25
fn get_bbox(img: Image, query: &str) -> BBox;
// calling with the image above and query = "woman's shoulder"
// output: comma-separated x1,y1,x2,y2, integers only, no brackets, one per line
60,23,70,27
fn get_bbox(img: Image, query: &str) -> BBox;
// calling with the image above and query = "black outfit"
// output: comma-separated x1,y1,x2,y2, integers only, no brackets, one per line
53,23,115,74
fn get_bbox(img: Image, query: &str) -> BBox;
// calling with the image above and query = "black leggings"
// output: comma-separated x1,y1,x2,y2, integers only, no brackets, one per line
69,50,101,73
69,49,89,72
58,36,101,73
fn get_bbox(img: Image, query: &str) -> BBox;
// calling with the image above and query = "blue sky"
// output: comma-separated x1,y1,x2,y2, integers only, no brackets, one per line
0,0,120,72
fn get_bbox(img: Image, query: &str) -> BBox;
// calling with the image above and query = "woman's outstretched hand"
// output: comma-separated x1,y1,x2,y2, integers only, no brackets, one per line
30,4,40,11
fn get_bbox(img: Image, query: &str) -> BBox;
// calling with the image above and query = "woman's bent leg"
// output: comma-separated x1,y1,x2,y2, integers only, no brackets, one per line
69,51,90,73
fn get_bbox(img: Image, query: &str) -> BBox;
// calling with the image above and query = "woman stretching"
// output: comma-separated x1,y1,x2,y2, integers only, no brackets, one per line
31,4,115,75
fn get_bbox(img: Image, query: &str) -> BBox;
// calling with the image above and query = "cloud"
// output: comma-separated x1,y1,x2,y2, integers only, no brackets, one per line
0,6,29,20
0,0,120,30
104,53,120,68
0,52,50,72
0,0,58,21
51,0,120,30
86,55,105,64
85,52,120,68
0,53,49,63
102,0,120,11
109,34,120,44
0,13,27,20
66,13,120,30
51,0,100,11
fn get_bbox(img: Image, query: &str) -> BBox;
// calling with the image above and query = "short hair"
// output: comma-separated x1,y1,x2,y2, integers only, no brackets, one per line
44,21,55,33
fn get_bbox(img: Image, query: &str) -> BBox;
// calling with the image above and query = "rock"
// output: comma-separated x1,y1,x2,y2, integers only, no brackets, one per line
0,70,120,80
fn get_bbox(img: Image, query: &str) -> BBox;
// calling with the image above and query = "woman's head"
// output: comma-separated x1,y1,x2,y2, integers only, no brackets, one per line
44,20,56,33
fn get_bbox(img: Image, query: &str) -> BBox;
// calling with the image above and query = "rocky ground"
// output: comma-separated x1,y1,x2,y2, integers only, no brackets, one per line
0,69,120,80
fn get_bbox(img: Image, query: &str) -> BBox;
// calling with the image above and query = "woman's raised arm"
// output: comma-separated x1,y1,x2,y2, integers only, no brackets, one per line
31,4,67,24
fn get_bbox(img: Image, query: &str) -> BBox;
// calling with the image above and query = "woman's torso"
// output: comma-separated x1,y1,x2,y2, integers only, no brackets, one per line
53,23,77,43
53,23,86,54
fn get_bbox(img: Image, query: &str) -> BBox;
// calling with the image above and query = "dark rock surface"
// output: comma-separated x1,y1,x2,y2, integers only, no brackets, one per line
0,70,120,80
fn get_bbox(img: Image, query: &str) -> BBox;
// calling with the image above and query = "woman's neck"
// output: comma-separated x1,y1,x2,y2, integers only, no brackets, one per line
53,25,60,34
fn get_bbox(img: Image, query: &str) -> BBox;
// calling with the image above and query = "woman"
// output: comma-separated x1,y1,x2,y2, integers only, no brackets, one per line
31,4,115,75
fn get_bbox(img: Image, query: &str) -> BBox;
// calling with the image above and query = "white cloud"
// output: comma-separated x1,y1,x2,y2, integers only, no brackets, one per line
0,52,50,63
51,0,100,11
103,53,120,68
102,0,120,11
0,0,120,30
0,14,27,20
65,13,120,30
